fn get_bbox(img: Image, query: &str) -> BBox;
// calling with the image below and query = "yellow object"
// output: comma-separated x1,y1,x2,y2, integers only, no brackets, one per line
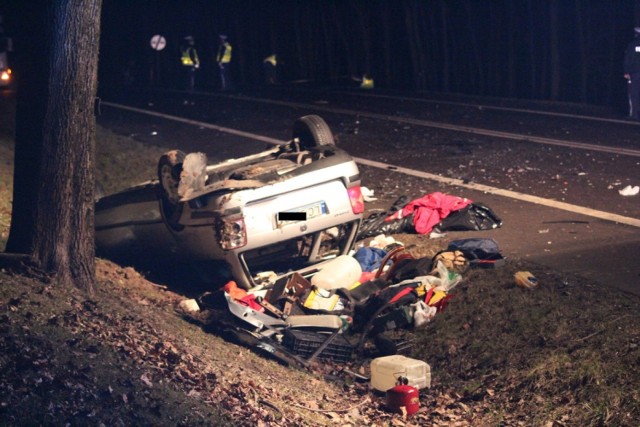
433,250,467,271
360,76,374,89
414,284,427,297
181,46,199,67
264,54,277,66
303,288,341,311
217,41,232,64
514,271,538,289
427,290,447,305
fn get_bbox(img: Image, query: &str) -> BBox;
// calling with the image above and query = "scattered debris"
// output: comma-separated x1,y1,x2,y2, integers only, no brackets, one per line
385,379,420,416
371,355,430,392
178,298,200,312
514,271,538,289
361,186,378,202
619,184,639,196
358,192,502,239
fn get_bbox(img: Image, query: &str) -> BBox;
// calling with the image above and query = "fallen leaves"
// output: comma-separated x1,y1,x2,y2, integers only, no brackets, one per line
2,248,640,426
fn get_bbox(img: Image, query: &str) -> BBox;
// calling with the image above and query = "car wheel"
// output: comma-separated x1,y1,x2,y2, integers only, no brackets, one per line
158,150,186,231
292,115,335,149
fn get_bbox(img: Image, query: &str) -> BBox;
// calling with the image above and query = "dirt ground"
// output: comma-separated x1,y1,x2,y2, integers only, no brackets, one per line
1,101,639,425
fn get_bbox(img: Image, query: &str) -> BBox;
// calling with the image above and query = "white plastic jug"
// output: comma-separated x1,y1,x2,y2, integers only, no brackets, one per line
370,355,431,392
311,255,362,290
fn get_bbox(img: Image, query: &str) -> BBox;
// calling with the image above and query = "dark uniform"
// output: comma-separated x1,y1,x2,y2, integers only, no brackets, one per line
623,27,640,120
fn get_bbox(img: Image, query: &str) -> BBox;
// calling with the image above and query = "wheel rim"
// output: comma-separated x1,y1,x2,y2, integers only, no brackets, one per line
160,163,181,204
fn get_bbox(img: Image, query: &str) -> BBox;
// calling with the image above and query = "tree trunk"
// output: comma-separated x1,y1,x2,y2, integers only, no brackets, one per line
6,0,102,292
575,0,588,103
464,2,484,94
377,2,393,87
351,2,372,76
549,0,561,101
506,2,517,97
439,1,451,92
527,0,538,99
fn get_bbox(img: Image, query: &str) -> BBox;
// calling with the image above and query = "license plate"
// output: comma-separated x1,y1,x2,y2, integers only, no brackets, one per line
277,201,327,226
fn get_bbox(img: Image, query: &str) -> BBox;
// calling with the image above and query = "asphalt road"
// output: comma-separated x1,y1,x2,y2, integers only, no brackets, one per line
96,86,640,295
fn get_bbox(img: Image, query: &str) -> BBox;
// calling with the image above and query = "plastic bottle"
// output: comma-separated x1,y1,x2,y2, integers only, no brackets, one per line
311,255,362,290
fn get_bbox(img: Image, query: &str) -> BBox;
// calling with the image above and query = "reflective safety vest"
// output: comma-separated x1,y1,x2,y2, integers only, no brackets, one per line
361,76,374,89
264,54,277,66
181,46,199,67
217,42,232,64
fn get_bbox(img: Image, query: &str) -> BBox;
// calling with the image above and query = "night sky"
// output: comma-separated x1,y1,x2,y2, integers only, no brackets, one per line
1,1,639,108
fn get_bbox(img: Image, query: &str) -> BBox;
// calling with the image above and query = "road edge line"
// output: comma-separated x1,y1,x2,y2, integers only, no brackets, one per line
354,157,640,228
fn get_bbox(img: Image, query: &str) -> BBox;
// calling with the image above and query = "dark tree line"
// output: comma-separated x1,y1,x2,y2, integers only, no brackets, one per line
101,0,639,110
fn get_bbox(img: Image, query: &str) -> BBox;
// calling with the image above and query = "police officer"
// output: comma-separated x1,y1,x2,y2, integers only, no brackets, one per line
352,73,374,90
623,27,640,121
360,73,374,89
216,34,233,91
180,36,199,92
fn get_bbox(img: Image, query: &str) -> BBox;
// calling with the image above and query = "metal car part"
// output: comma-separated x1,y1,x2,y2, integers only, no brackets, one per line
95,115,362,289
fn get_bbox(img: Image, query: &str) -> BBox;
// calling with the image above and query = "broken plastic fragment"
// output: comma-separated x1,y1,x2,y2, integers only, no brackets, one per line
178,152,208,198
178,299,200,312
618,185,639,196
361,186,377,202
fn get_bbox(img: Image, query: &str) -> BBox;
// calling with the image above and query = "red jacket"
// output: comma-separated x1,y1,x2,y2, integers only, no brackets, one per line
385,192,472,234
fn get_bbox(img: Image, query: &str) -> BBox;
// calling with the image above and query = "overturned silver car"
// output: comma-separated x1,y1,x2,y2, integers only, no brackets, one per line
95,115,364,289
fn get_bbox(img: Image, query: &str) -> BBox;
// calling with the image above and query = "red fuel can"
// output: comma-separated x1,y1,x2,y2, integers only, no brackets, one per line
385,383,420,415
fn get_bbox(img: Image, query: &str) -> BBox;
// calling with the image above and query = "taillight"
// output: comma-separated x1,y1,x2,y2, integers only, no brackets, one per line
347,185,364,214
219,216,247,249
1,69,10,81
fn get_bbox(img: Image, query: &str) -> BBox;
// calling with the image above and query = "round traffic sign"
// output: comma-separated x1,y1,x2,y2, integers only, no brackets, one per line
150,35,166,51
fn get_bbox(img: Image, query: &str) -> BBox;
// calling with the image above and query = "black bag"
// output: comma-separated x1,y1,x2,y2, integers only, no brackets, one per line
348,278,391,303
433,202,503,232
447,238,505,268
356,212,414,240
356,196,415,239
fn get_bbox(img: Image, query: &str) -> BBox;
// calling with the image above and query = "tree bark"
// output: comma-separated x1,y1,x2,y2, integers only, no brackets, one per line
573,0,585,102
5,0,102,292
439,1,451,92
549,0,561,101
463,2,484,94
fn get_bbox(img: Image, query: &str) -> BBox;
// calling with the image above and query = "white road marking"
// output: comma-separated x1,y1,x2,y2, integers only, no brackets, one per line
354,157,640,228
101,101,283,145
328,89,640,126
102,101,640,228
187,92,640,157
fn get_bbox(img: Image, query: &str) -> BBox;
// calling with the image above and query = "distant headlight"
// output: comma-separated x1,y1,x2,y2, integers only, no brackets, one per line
0,69,11,81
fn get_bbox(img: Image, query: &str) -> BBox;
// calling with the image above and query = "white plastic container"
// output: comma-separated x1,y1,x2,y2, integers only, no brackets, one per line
370,355,431,392
311,255,362,290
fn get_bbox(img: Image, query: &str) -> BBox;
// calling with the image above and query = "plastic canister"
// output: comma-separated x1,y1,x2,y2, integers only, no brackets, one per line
370,355,431,392
311,255,362,290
